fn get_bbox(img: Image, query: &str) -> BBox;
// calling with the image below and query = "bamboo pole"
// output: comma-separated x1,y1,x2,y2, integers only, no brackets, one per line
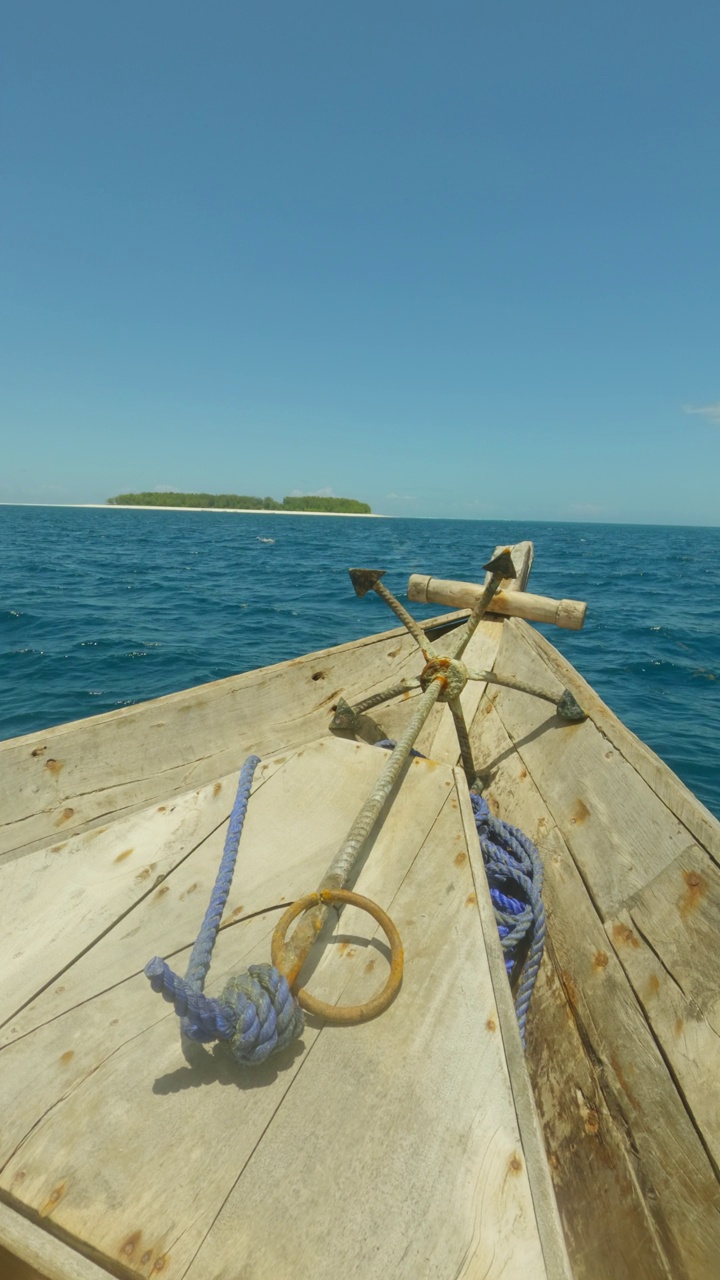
407,575,587,630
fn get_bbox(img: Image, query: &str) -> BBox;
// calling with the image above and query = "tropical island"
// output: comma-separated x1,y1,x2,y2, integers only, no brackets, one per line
107,492,372,514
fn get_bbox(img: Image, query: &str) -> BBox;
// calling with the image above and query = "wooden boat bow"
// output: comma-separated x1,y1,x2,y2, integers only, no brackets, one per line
1,539,719,1280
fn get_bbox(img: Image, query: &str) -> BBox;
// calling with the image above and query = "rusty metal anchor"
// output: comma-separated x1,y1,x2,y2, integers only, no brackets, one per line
272,550,524,1022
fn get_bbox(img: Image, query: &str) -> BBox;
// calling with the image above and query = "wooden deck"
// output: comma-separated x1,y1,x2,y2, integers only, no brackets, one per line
467,620,720,1280
0,735,568,1280
2,593,719,1279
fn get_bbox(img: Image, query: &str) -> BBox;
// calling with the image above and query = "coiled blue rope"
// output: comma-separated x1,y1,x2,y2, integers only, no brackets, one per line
374,739,545,1048
144,755,304,1066
470,792,545,1049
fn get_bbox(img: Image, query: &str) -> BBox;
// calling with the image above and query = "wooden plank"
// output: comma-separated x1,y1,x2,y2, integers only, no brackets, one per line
0,1202,110,1280
456,775,572,1280
469,698,678,1279
0,613,466,861
0,741,447,1047
487,619,702,918
182,777,554,1280
528,941,672,1279
620,843,720,1014
607,844,720,1172
0,917,276,1187
0,742,550,1280
519,620,720,864
476,684,720,1278
0,774,244,1030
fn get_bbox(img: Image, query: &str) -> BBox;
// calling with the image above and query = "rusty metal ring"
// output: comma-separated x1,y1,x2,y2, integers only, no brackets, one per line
271,889,404,1025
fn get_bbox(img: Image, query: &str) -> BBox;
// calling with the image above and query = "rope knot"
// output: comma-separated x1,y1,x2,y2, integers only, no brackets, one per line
144,956,304,1066
144,756,305,1069
220,964,304,1065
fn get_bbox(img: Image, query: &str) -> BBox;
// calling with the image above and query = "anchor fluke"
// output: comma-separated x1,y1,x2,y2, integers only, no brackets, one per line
482,549,517,581
349,568,387,598
556,689,586,723
329,698,361,732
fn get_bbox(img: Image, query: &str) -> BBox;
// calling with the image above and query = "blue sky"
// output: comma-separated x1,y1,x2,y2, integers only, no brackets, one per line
2,2,719,524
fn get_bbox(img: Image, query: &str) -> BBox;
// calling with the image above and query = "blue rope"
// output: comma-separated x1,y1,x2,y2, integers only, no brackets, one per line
374,739,545,1047
144,755,304,1066
470,793,545,1049
374,738,425,757
147,740,544,1064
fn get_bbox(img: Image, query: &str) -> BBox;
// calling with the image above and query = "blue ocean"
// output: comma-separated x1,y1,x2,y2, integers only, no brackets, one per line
1,505,718,819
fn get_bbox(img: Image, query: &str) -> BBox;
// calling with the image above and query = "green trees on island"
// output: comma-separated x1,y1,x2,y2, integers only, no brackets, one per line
108,493,280,510
107,492,372,514
281,495,371,513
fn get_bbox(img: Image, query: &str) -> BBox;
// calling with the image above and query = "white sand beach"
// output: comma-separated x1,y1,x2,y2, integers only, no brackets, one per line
2,504,388,518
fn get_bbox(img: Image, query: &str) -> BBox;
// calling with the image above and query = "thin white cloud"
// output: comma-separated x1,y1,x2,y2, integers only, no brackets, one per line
384,493,416,501
683,402,720,424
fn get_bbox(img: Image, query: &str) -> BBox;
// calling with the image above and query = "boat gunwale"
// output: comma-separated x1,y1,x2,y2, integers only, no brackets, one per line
0,610,471,756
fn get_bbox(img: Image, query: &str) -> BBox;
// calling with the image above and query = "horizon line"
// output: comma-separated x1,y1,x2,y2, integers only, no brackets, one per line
0,503,718,529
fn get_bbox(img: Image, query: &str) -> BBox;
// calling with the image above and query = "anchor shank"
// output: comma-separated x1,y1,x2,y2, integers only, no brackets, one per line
467,668,556,703
450,551,515,661
330,678,422,735
372,580,438,657
465,669,585,720
343,678,421,720
447,696,480,790
450,574,504,660
278,677,445,985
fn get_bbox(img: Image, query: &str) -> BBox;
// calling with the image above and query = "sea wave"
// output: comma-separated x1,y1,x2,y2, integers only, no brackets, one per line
1,505,718,817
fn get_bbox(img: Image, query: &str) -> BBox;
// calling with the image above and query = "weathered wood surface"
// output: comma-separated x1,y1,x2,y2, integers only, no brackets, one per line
0,1201,109,1280
0,777,244,1031
469,619,720,1279
0,611,469,862
520,620,720,864
608,847,720,1172
4,539,719,1279
407,580,586,629
486,620,707,918
0,739,562,1280
0,743,439,1048
457,778,572,1280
